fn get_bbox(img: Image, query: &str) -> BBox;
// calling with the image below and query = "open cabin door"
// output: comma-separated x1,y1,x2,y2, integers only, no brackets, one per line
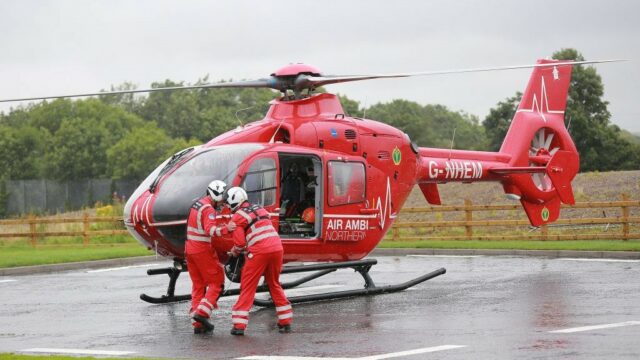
278,153,322,239
239,152,280,230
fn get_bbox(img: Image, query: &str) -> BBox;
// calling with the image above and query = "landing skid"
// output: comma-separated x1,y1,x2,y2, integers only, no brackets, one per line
140,259,446,306
253,259,446,307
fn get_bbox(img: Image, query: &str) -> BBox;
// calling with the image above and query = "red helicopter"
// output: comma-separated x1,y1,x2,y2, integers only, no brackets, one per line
0,59,618,306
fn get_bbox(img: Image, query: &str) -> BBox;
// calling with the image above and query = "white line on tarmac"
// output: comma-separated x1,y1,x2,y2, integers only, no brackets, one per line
407,254,482,258
549,321,640,333
359,345,467,359
556,258,640,263
86,263,161,273
22,348,136,356
0,279,17,283
237,345,467,360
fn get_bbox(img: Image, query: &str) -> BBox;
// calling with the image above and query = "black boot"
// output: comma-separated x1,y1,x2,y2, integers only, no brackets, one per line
278,324,292,333
193,314,214,332
230,327,245,336
194,327,204,334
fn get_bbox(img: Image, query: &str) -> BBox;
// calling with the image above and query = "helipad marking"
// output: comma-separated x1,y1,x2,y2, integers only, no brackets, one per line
22,348,135,356
407,255,482,258
549,321,640,333
0,279,17,283
86,263,161,273
556,258,640,263
237,344,466,359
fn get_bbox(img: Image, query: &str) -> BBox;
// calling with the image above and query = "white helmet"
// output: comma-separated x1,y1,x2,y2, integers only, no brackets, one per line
207,180,227,202
226,187,248,211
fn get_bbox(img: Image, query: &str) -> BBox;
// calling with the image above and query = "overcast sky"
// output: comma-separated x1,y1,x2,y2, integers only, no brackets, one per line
1,0,638,132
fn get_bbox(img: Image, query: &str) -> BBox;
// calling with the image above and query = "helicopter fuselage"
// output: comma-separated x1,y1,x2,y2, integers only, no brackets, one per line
125,92,419,263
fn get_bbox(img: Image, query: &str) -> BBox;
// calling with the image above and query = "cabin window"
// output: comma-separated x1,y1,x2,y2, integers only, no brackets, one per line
242,157,277,207
328,161,365,206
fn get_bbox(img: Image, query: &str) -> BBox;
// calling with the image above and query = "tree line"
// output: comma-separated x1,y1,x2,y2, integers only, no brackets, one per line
1,48,638,183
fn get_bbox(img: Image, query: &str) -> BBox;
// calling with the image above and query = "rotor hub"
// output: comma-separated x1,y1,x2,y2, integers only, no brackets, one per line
271,63,322,77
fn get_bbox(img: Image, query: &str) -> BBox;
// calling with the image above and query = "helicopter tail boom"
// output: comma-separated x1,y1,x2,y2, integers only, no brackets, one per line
417,59,580,226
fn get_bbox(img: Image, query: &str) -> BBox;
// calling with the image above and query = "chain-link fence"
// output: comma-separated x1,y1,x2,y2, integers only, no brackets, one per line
2,179,141,216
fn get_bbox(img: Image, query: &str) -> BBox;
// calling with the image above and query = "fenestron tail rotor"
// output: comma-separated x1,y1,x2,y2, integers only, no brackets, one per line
529,128,561,192
0,59,625,103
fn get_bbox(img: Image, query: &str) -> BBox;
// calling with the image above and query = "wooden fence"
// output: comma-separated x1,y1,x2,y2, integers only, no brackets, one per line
1,196,639,247
0,214,127,247
390,195,640,241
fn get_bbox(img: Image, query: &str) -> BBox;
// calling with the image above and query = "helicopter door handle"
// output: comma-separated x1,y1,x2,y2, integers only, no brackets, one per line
359,208,378,215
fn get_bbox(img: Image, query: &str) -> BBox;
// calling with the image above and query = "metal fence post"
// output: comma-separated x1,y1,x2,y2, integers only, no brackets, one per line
621,193,630,241
464,199,473,239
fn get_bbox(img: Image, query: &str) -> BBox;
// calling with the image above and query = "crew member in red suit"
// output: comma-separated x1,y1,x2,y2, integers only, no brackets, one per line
225,186,293,336
185,180,235,334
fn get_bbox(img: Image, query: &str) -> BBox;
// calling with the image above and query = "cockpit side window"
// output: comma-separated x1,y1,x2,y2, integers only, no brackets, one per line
242,157,277,207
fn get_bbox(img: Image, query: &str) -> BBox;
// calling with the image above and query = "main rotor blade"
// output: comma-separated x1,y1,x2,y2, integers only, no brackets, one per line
0,79,274,103
305,59,625,88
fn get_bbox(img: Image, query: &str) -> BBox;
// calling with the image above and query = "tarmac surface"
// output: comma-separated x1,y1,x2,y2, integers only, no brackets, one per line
1,254,639,359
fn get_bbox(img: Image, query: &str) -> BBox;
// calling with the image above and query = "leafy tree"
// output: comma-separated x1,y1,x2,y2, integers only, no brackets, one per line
483,48,640,171
43,118,110,180
107,122,198,179
553,48,639,171
0,125,48,179
366,100,487,150
99,82,143,113
482,92,521,151
38,99,146,180
337,94,361,117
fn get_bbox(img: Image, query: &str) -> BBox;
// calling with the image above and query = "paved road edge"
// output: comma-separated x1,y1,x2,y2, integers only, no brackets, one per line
2,249,639,276
0,255,160,276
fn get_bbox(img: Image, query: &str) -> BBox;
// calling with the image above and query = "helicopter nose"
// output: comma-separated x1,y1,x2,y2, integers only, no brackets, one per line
124,191,155,249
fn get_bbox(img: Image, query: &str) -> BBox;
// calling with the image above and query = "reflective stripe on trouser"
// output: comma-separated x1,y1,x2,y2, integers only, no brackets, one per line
231,250,291,329
276,304,293,324
186,249,224,326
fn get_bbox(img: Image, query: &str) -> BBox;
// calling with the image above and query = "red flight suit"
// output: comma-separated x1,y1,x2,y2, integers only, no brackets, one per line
230,202,292,330
185,196,228,329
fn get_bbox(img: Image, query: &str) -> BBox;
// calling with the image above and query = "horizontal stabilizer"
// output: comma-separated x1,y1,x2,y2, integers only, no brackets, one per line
490,167,545,175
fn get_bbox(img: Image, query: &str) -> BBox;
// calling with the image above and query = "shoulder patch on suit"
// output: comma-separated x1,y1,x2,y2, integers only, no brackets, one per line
191,201,203,210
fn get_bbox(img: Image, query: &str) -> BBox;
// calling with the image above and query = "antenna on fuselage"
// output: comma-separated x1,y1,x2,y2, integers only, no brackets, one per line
234,106,255,127
269,118,287,144
448,127,457,160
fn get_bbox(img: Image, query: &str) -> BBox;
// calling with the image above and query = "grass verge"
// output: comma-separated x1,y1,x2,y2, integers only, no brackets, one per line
379,239,640,251
0,243,152,268
0,354,164,360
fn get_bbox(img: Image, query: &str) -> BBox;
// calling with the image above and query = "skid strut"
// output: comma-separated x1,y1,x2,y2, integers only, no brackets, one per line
140,258,445,306
140,264,191,304
140,261,336,304
253,259,445,307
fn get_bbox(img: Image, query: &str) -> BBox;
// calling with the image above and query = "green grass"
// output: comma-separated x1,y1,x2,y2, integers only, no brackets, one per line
1,235,638,269
0,243,152,268
0,354,165,360
379,239,640,251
